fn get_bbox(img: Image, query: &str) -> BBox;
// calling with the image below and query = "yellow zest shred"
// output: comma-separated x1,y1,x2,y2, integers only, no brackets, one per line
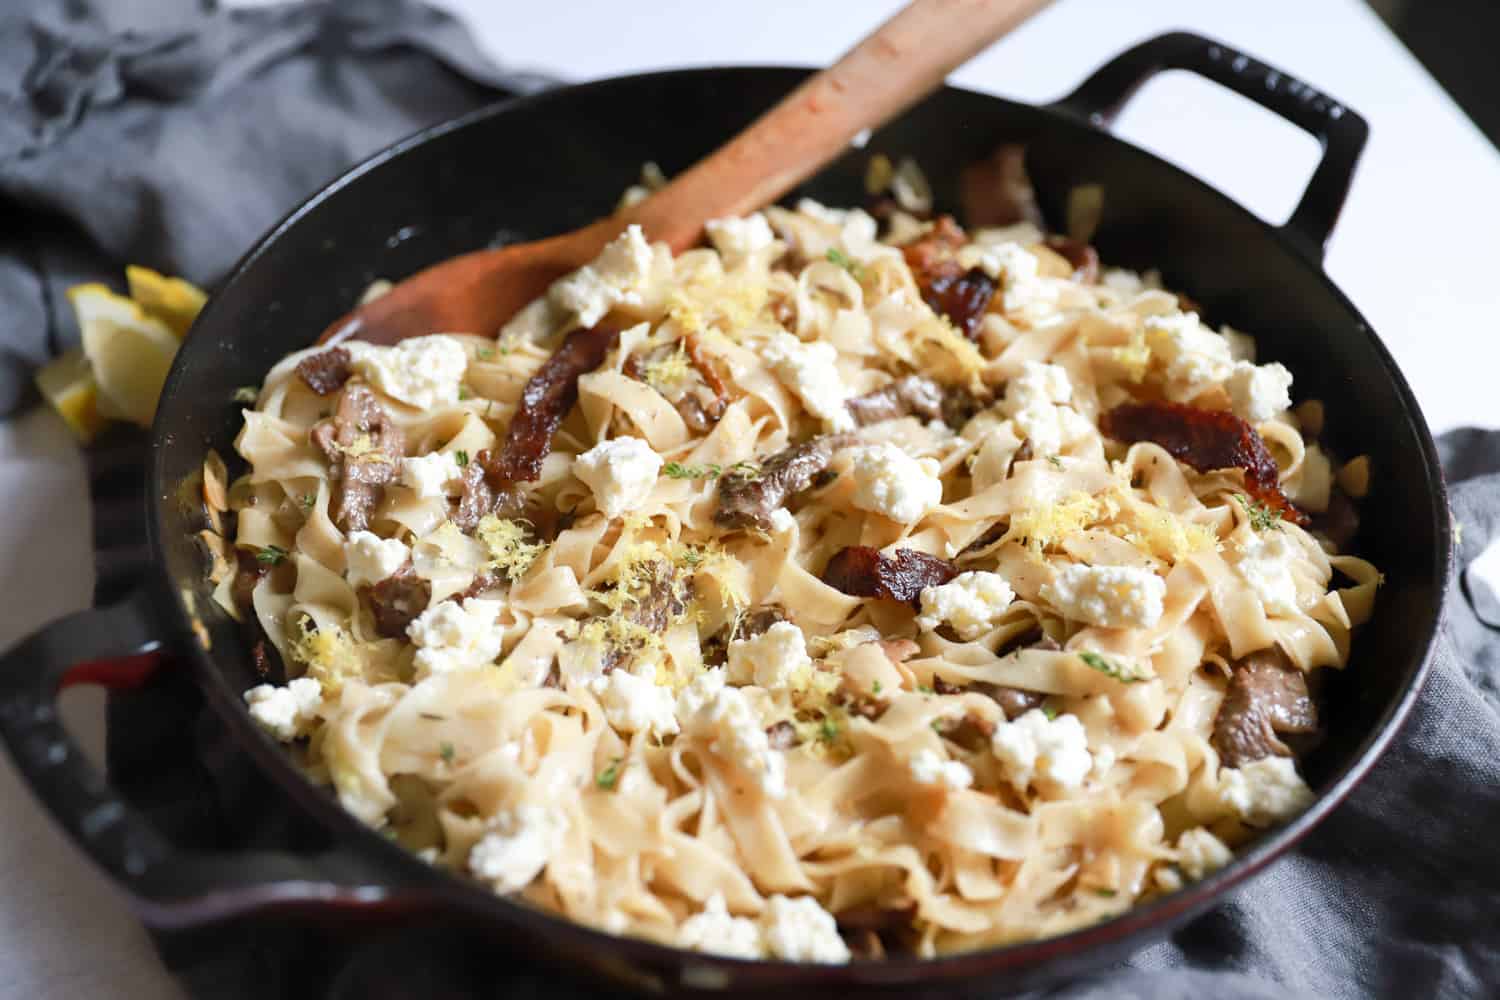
1005,491,1106,556
291,617,363,695
1112,325,1151,382
476,515,544,581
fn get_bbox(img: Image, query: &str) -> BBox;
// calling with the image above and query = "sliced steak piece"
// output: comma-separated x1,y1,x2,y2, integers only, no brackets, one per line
715,433,855,532
295,346,352,395
591,559,692,674
846,375,946,426
766,720,799,750
1100,400,1308,526
821,546,957,608
362,563,431,639
310,383,405,533
1211,647,1319,767
960,144,1043,229
487,324,619,484
450,459,528,534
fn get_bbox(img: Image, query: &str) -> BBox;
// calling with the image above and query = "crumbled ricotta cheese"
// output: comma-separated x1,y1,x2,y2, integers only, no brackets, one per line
990,708,1093,791
1233,531,1300,616
401,451,464,498
243,677,322,742
1144,313,1233,397
762,331,854,431
1175,828,1233,879
405,598,504,678
550,224,654,327
677,892,763,959
917,571,1016,639
1101,268,1145,295
1226,361,1293,423
847,442,943,524
1039,563,1166,629
589,660,680,738
346,334,468,410
574,436,662,518
726,621,812,690
343,530,411,588
705,213,776,269
909,748,974,790
676,670,787,798
467,804,564,893
760,895,851,963
769,507,796,535
1002,361,1085,455
964,242,1057,315
1217,756,1315,826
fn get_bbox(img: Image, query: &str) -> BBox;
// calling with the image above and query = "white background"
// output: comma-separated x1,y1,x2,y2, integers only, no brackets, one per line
2,1,1496,997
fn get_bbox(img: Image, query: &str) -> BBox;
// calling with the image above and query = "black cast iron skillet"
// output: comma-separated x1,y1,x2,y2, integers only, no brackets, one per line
0,32,1452,996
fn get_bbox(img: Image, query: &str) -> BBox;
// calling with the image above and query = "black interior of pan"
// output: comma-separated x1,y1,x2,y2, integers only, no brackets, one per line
154,67,1444,845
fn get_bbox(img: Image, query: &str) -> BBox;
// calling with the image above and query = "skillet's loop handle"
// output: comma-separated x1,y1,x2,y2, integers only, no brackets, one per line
1053,31,1368,261
0,591,430,928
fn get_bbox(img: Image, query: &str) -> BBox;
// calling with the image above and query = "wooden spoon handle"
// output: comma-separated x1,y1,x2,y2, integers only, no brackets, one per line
631,0,1052,250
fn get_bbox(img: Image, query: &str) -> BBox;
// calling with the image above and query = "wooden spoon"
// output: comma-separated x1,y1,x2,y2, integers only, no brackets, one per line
319,0,1051,347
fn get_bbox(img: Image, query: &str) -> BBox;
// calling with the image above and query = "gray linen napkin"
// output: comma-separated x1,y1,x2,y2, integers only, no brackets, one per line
6,1,1498,996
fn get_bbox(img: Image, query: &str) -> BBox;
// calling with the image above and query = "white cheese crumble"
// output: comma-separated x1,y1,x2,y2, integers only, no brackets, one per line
1233,531,1301,616
343,529,411,588
847,442,943,524
760,894,851,963
917,570,1016,639
401,451,464,498
1002,360,1087,456
1144,312,1234,398
1039,563,1166,629
405,598,504,678
762,331,854,431
550,224,654,327
1217,756,1315,826
244,677,322,742
677,892,763,959
908,748,974,790
991,708,1094,791
676,669,787,798
588,661,680,739
1226,361,1293,423
467,804,565,893
726,621,812,690
573,436,662,519
1174,828,1233,879
346,334,468,410
964,241,1057,315
705,213,776,269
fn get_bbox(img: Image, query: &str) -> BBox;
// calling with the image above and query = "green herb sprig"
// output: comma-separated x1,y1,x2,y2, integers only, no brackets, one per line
596,757,624,790
256,544,288,566
1078,650,1148,684
1232,492,1284,532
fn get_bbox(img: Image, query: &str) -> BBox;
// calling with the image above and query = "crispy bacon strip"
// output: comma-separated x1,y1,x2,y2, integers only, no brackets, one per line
487,325,619,483
295,346,353,395
1100,401,1308,525
821,546,958,607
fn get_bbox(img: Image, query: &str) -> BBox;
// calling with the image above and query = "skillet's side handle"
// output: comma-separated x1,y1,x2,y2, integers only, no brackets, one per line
0,590,438,929
1051,31,1369,262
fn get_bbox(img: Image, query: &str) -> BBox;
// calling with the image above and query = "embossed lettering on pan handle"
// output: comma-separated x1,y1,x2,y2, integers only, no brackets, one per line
0,590,440,928
1052,31,1369,261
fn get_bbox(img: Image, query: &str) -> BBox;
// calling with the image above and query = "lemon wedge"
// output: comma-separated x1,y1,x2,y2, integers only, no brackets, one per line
125,265,206,339
34,347,106,443
69,283,180,428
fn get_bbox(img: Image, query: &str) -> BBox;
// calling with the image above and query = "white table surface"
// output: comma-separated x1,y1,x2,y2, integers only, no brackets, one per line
3,1,1496,997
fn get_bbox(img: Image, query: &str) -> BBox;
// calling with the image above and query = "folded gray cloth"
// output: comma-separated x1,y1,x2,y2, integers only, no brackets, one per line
6,2,1499,997
0,0,550,414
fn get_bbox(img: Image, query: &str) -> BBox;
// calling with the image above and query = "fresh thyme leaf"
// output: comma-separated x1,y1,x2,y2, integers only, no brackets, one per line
1078,650,1148,683
1047,454,1064,469
663,461,723,480
458,385,471,401
454,450,469,467
723,460,762,481
817,718,840,744
1232,492,1283,532
871,680,883,694
300,494,316,511
439,741,456,763
826,248,862,276
596,757,623,790
256,544,288,566
916,684,934,695
680,546,705,567
233,386,259,404
476,347,496,361
1094,888,1118,898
